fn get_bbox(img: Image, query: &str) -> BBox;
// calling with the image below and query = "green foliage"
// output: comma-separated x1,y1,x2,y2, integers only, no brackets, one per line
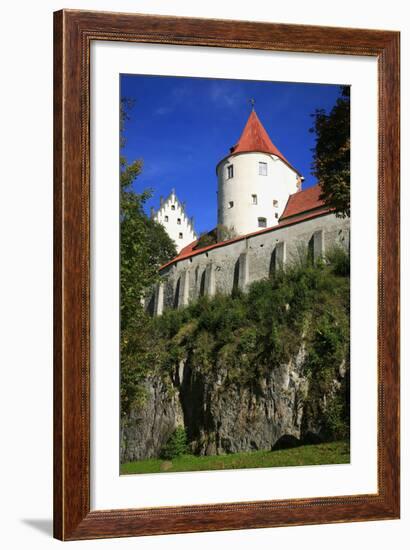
120,98,177,415
195,225,237,251
306,316,347,382
326,244,350,277
150,247,350,437
195,230,217,250
310,86,350,218
217,224,237,242
321,390,350,440
120,168,176,332
120,99,176,332
160,427,188,460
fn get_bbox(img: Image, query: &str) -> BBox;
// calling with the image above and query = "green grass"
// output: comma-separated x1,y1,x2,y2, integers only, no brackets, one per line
120,441,350,475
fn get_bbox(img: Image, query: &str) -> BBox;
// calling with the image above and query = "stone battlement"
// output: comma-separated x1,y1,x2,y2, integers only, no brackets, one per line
146,211,350,316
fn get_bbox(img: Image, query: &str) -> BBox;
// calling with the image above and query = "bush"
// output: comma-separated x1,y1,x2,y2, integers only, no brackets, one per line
160,427,188,460
326,245,350,277
195,232,216,250
322,389,350,440
217,224,236,242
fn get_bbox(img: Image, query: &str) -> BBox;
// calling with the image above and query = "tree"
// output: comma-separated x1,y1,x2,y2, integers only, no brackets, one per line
310,86,350,218
120,99,177,414
120,98,176,332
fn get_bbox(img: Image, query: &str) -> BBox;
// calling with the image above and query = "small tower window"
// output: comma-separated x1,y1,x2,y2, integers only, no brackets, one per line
177,218,181,225
252,194,258,205
258,217,267,228
227,165,234,179
179,232,183,239
273,200,278,207
275,213,279,219
164,215,169,222
171,204,176,210
259,162,268,176
228,201,234,209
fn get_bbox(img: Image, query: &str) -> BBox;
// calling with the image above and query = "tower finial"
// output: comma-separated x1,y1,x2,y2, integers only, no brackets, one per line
249,98,255,111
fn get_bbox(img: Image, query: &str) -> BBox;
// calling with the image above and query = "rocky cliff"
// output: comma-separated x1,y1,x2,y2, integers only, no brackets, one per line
121,252,350,463
121,342,347,462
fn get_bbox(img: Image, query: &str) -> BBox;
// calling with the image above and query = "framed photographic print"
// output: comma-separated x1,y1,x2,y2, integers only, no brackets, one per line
54,9,400,541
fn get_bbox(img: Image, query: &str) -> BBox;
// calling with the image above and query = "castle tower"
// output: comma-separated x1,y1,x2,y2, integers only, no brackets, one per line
216,109,303,238
153,189,197,253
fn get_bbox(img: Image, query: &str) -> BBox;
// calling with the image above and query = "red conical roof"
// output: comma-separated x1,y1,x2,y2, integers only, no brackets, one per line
229,110,300,174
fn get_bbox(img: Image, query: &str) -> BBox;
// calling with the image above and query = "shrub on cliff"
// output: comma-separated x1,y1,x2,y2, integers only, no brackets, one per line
160,427,188,460
152,246,350,440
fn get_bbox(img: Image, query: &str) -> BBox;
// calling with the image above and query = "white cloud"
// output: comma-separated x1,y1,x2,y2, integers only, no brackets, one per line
154,106,173,116
209,81,246,109
154,85,191,116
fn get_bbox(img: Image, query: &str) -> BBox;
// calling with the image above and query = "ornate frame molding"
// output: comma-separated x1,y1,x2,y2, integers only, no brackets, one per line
54,9,400,540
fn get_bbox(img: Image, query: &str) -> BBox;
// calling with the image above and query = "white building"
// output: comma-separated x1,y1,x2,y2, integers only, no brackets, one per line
146,109,349,316
216,109,303,238
153,189,197,253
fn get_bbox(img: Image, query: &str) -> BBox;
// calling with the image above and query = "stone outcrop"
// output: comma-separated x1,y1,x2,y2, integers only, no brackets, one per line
120,342,347,462
120,376,183,463
179,345,308,456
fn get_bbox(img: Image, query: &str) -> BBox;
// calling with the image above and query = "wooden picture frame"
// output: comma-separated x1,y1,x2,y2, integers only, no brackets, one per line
54,9,400,541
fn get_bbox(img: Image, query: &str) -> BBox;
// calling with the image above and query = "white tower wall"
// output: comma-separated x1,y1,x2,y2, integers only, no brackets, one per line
217,152,300,237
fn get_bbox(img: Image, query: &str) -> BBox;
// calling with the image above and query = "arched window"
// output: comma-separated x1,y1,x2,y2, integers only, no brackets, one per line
177,218,181,225
179,232,183,239
164,215,169,222
228,201,234,209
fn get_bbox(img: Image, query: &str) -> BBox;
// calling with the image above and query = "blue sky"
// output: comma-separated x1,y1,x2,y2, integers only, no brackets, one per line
120,74,342,234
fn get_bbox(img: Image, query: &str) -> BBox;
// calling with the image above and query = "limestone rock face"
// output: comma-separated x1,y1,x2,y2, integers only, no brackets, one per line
120,345,347,462
179,347,309,456
120,377,183,462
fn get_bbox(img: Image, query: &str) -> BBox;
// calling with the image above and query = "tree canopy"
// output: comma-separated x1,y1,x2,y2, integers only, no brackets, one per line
120,99,177,414
310,86,350,218
120,98,176,332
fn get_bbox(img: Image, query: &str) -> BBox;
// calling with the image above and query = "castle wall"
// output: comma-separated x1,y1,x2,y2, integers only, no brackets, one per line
152,212,350,314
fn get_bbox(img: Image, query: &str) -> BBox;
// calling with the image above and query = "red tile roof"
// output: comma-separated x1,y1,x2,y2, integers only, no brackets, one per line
228,110,300,175
177,239,199,257
280,184,328,221
160,184,331,271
